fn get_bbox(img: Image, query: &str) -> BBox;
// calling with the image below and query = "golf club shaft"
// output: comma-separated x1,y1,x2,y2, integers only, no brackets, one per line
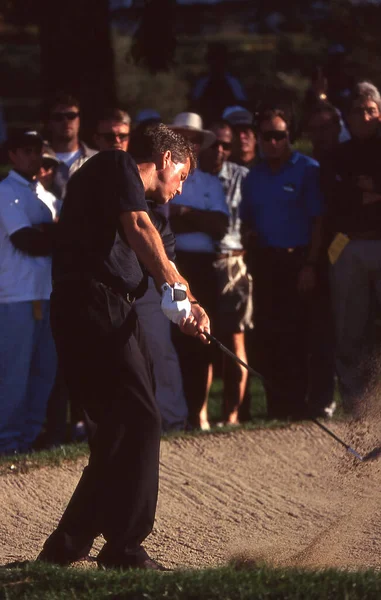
310,417,363,460
204,331,364,461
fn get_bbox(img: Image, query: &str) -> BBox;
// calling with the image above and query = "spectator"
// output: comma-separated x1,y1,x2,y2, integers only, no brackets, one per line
43,92,97,199
199,119,253,424
303,72,350,145
240,107,332,420
38,152,60,193
43,92,96,447
322,81,381,413
223,106,257,169
134,109,162,127
303,101,341,163
0,129,58,454
190,43,248,127
93,108,131,152
168,112,229,430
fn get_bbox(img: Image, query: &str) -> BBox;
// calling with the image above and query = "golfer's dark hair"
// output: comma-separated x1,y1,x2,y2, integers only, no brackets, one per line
128,123,196,171
349,81,381,112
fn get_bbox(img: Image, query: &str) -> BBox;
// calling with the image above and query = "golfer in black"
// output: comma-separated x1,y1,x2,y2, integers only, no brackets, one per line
38,124,210,570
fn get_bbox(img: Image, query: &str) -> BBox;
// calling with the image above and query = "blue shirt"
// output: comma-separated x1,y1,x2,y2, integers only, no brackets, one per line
240,152,324,248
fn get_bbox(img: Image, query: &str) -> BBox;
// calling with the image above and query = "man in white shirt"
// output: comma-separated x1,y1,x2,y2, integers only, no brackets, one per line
169,113,229,430
0,129,58,454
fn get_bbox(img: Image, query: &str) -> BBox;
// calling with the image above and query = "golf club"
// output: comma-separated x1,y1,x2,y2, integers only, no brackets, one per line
204,331,367,462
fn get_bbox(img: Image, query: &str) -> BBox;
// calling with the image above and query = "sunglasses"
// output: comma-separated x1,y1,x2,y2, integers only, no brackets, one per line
51,111,80,122
97,132,130,142
260,130,287,142
211,140,232,151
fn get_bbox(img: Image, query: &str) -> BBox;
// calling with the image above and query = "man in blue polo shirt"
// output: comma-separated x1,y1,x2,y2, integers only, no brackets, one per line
240,107,335,420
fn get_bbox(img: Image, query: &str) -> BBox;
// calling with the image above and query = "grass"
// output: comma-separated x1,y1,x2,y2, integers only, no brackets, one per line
1,561,381,600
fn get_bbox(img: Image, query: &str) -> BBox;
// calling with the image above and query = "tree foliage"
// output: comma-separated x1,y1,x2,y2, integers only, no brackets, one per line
131,0,177,73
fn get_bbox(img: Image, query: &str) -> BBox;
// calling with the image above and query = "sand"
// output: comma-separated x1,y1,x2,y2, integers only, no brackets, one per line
1,420,381,571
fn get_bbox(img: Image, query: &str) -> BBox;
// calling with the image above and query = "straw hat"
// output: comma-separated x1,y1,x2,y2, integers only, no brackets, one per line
168,112,215,150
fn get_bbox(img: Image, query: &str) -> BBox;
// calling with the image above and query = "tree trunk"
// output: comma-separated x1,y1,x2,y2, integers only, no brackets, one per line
39,0,116,139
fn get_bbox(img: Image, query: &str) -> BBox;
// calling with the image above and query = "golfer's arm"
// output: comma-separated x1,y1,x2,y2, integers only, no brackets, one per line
169,261,197,303
120,211,188,290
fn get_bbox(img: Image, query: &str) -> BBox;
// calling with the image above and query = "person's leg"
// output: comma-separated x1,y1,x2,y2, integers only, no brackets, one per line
254,250,309,419
307,264,336,417
45,367,70,447
198,363,213,430
0,302,34,454
222,332,248,424
213,255,252,424
172,252,216,429
135,277,188,431
22,301,57,451
173,328,213,429
330,241,371,412
39,283,161,565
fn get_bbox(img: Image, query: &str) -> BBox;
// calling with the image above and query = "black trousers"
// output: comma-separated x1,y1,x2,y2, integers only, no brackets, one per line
171,251,217,428
252,247,335,419
42,280,161,561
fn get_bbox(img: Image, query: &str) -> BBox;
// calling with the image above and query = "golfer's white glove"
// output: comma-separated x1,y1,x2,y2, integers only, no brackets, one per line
161,282,191,325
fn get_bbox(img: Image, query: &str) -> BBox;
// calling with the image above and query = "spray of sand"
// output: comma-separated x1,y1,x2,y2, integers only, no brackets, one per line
228,350,381,572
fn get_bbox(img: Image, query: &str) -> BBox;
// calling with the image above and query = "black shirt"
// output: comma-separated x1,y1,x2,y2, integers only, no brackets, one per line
321,137,381,236
53,150,174,297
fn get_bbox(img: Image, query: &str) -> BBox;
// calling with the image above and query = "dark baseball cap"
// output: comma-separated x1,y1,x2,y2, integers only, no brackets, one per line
4,129,44,152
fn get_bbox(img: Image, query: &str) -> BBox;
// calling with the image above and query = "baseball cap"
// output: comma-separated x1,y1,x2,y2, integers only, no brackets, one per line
4,129,44,152
222,106,253,127
135,109,162,125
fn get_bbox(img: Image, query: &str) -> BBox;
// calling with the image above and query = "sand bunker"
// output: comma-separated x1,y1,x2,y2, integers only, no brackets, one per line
1,420,381,571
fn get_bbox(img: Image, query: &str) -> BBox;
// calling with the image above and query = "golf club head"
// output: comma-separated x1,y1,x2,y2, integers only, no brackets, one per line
362,446,381,462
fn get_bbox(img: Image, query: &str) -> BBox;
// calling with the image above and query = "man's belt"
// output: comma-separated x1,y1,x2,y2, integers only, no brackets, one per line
215,249,246,259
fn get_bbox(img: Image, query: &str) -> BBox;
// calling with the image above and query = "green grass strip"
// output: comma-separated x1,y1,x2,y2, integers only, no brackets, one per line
1,562,381,600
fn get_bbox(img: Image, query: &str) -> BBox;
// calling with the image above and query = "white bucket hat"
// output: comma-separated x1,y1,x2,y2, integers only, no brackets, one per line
168,112,216,150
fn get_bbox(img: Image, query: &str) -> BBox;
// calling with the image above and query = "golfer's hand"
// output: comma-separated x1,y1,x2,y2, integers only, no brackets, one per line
179,304,211,344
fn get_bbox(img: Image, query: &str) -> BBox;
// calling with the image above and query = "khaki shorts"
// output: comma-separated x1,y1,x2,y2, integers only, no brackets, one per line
213,255,253,334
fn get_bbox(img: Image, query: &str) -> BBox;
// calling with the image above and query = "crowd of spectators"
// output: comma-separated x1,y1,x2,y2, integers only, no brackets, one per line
1,68,381,454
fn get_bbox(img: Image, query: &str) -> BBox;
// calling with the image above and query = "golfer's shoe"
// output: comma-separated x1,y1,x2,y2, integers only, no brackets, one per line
37,531,94,566
37,548,94,566
97,545,168,571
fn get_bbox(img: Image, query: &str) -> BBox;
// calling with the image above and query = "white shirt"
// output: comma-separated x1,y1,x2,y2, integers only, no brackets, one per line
0,170,58,302
55,149,82,169
171,168,229,253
